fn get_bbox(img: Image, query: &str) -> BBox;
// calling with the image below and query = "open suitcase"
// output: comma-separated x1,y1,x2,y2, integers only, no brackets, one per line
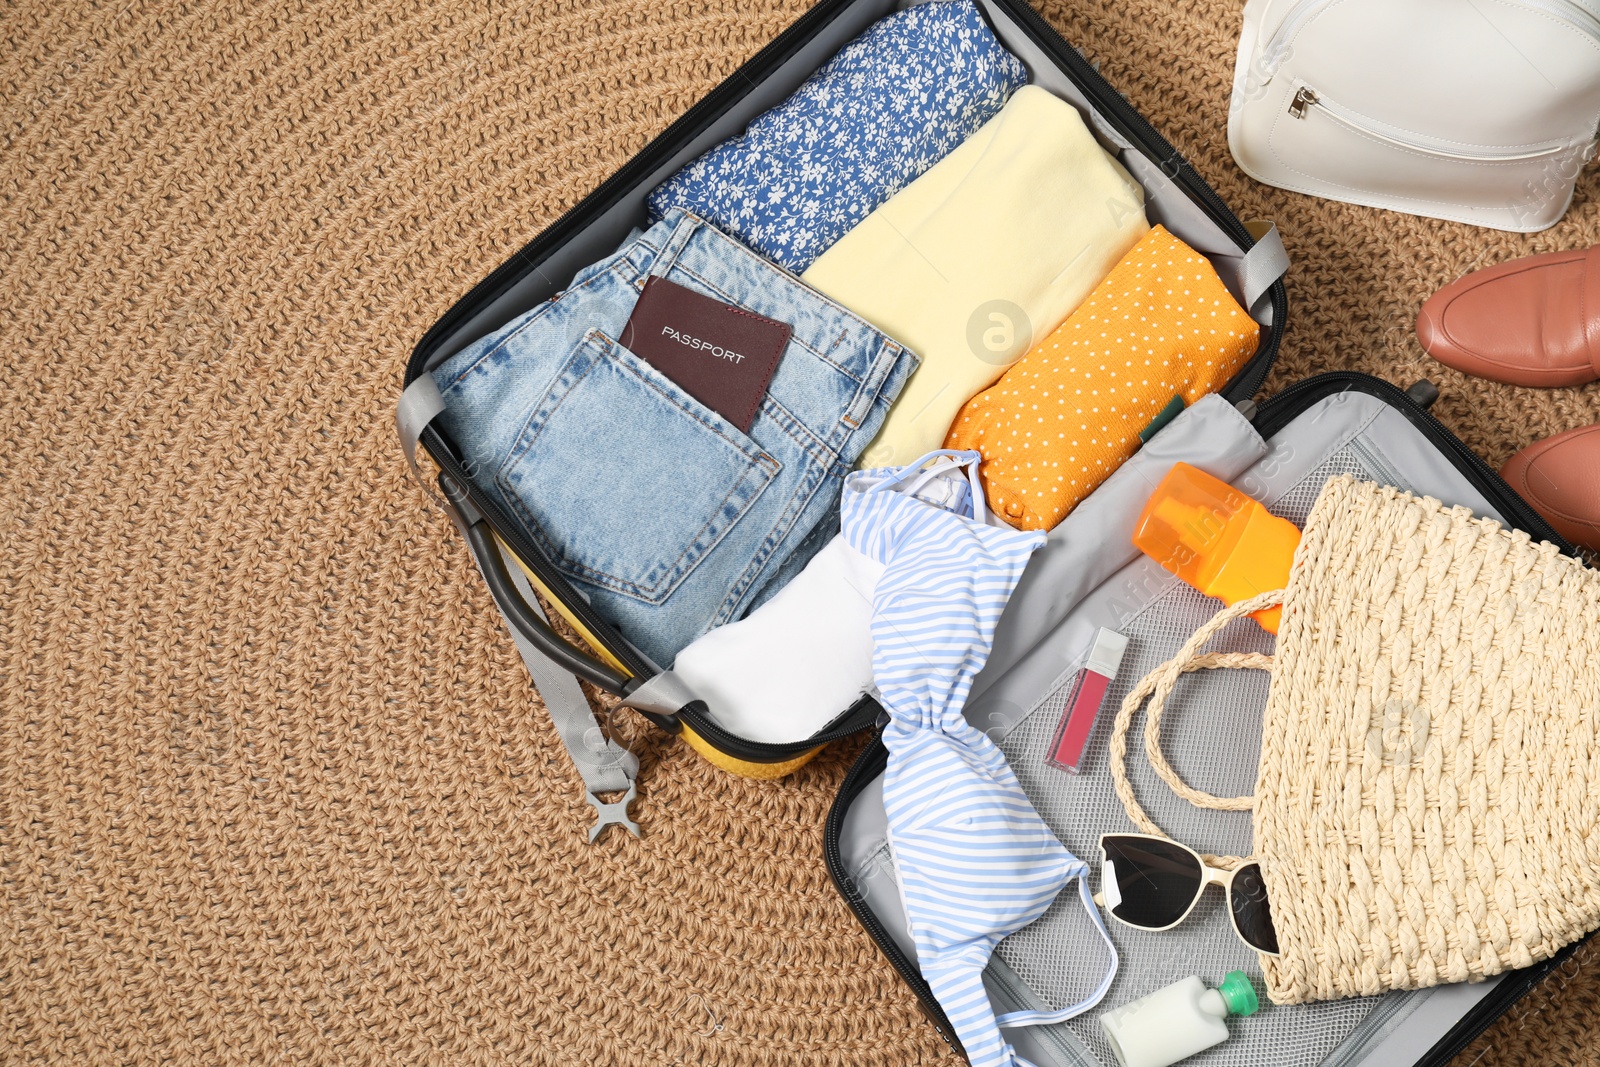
826,373,1587,1067
398,0,1289,780
396,0,1589,1062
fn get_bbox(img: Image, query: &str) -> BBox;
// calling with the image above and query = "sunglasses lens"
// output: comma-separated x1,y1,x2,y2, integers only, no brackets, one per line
1229,861,1281,955
1100,836,1205,929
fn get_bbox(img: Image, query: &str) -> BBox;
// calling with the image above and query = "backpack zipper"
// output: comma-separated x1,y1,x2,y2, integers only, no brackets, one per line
1524,0,1600,40
1262,0,1600,84
1286,85,1584,161
1258,0,1334,79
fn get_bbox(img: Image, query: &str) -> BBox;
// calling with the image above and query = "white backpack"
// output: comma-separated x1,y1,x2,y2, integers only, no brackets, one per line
1228,0,1600,231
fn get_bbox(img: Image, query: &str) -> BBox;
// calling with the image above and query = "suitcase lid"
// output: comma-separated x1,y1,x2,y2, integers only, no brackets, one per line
397,0,1292,767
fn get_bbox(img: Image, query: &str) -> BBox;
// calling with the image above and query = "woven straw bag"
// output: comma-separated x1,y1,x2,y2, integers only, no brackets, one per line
1112,475,1600,1004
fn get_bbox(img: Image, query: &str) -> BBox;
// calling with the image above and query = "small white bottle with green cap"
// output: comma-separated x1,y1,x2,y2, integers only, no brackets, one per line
1099,971,1259,1067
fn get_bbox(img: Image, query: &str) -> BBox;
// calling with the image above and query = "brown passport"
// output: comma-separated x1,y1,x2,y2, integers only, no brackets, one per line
619,276,791,434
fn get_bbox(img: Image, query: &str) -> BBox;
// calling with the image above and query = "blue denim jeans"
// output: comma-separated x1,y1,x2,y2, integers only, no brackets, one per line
432,209,918,667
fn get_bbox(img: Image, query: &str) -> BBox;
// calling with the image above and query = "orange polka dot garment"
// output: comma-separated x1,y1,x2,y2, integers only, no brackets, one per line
944,225,1260,531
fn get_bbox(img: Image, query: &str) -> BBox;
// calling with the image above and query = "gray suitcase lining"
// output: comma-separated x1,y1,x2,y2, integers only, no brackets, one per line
838,390,1508,1067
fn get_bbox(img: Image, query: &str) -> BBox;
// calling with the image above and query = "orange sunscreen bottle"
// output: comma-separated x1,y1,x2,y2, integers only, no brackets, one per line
1131,463,1300,633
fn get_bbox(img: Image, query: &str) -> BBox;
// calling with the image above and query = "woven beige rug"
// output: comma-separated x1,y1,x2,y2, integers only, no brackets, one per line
3,2,1599,1064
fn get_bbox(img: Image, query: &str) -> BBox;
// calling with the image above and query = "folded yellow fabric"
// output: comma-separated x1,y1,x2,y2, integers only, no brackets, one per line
946,225,1260,530
800,84,1149,468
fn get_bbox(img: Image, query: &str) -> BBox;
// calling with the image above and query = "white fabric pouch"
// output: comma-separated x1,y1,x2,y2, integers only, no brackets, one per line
1228,0,1600,231
671,467,986,744
671,534,885,744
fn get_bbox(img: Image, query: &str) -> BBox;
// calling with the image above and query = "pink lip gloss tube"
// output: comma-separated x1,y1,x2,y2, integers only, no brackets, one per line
1046,628,1129,774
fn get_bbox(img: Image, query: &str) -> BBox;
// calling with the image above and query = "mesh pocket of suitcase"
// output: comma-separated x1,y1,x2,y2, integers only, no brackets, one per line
827,374,1585,1067
399,0,1292,778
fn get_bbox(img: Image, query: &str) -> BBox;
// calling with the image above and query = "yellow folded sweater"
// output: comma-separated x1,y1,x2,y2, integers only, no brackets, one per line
800,85,1149,468
945,225,1261,530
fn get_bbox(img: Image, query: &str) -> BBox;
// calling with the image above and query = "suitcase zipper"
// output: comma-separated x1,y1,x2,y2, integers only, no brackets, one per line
411,0,1287,762
674,693,881,761
995,0,1284,401
1251,373,1576,554
981,966,1095,1066
1286,85,1584,162
822,737,968,1063
1411,940,1587,1067
825,373,1585,1067
404,0,862,383
410,0,1285,402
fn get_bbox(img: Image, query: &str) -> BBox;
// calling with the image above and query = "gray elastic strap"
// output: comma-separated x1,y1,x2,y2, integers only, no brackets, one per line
1239,221,1290,319
396,375,448,507
427,380,639,839
620,669,701,718
502,551,641,838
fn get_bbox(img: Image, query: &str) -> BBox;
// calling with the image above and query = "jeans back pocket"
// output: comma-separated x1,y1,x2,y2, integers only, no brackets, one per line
496,329,780,607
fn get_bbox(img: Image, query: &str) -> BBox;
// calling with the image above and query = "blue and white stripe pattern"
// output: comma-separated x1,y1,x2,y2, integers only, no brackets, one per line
842,451,1118,1067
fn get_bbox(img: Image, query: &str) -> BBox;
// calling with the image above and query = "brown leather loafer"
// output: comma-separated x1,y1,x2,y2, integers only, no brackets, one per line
1417,246,1600,387
1501,423,1600,552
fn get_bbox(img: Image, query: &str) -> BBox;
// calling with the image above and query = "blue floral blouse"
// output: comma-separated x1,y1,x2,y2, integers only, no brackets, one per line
646,0,1027,273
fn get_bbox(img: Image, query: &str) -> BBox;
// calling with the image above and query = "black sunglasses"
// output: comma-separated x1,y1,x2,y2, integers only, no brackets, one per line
1093,833,1280,955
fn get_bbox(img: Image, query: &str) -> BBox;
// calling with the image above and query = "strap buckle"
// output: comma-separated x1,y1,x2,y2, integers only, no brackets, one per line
586,782,641,842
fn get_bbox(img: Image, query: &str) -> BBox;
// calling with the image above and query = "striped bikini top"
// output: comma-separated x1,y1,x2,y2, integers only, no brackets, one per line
841,451,1117,1067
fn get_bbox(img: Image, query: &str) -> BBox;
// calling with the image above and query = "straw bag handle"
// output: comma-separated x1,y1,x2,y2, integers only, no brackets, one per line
1109,589,1285,868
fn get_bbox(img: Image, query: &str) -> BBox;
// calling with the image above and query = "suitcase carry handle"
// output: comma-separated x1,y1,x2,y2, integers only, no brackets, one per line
439,472,637,696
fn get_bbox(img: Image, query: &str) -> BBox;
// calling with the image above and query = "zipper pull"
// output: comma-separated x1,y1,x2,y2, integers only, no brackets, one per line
1289,86,1318,120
